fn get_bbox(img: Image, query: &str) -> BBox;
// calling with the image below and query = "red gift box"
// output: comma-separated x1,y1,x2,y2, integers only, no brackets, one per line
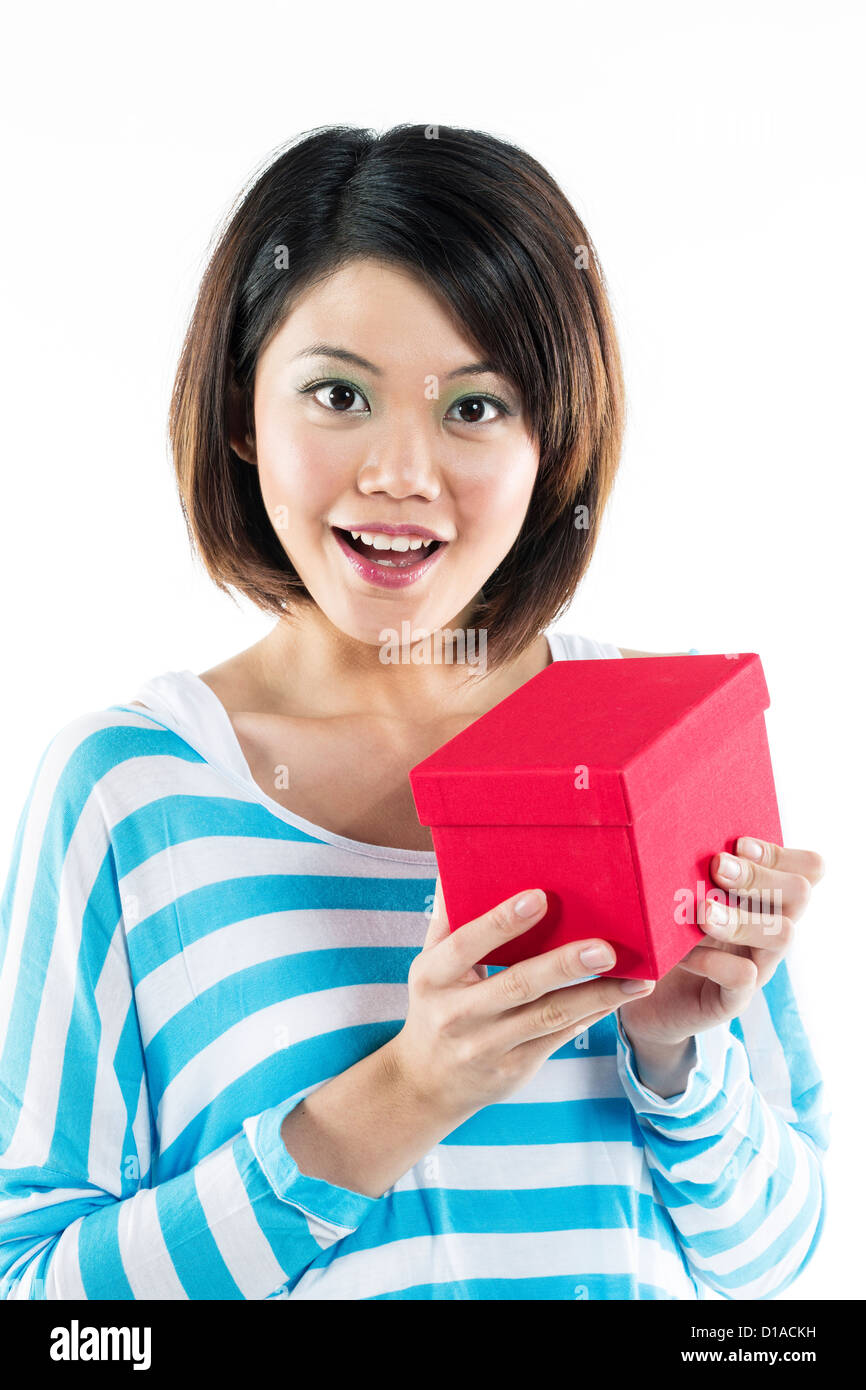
409,653,783,979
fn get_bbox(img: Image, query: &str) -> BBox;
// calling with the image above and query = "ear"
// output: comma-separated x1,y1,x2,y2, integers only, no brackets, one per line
226,359,257,466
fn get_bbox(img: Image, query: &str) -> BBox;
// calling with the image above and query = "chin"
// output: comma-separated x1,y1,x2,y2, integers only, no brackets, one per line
327,599,471,654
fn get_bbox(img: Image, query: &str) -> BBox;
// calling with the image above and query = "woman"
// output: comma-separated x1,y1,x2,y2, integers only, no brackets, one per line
0,124,828,1300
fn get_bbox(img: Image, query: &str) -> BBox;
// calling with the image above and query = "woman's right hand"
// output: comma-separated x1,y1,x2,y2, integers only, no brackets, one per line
385,880,656,1120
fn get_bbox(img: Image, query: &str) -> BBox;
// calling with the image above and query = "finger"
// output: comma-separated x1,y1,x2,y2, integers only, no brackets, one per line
744,943,788,988
701,899,794,953
497,975,655,1047
711,850,813,921
515,1002,622,1066
422,887,549,988
674,943,758,1013
468,936,618,1018
735,838,826,886
681,936,787,990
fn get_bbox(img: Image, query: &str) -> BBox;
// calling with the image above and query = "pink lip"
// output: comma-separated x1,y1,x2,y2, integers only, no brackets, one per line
334,521,449,542
331,526,448,590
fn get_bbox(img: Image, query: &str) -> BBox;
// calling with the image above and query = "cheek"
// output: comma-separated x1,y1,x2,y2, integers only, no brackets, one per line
254,424,344,525
454,449,538,542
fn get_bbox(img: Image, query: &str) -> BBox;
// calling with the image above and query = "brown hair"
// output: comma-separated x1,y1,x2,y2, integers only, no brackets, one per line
169,123,626,670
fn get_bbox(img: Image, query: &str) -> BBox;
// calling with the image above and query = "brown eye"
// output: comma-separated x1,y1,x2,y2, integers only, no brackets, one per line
324,384,359,411
297,377,371,413
312,383,368,413
445,395,510,425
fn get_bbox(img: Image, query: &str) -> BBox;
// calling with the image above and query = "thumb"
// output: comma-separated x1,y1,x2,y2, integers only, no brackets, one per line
422,877,487,981
422,877,453,950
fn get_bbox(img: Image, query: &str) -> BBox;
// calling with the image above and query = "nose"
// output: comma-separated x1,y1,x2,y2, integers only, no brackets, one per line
356,430,442,503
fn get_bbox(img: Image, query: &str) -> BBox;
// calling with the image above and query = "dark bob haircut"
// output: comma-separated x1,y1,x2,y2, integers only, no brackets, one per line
169,123,626,671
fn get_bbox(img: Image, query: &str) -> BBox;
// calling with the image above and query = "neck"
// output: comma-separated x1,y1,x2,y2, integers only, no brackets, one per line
246,604,551,723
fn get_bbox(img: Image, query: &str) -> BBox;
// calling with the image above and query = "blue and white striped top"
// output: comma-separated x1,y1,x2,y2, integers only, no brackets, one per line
0,631,829,1299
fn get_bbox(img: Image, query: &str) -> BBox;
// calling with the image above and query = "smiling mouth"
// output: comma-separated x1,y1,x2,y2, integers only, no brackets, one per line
331,527,444,568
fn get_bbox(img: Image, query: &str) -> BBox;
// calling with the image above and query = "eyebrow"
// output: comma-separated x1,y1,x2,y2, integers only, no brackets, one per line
293,342,504,381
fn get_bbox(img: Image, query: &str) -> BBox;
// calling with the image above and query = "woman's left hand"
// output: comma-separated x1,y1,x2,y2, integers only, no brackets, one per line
618,837,825,1051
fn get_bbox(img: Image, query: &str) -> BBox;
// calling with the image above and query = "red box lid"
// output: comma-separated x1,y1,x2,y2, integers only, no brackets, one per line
410,652,770,827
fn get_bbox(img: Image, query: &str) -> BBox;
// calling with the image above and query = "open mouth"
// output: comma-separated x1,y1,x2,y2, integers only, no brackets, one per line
331,527,444,569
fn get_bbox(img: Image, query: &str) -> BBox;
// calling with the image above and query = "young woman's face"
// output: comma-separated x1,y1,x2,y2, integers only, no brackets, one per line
234,258,540,649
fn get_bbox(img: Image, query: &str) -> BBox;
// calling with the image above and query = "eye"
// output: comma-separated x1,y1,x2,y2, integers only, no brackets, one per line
445,394,510,425
298,378,369,414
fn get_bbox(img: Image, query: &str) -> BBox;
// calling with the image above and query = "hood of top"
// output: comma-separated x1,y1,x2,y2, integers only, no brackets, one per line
125,669,253,785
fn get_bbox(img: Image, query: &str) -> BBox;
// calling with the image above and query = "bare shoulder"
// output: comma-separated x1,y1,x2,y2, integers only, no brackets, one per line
616,647,691,658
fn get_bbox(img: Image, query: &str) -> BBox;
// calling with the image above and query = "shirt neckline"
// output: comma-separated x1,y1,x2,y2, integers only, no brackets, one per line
130,630,572,866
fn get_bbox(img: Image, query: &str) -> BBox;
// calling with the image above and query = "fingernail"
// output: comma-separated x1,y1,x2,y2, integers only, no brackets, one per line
718,853,742,881
621,978,654,994
705,901,735,937
738,837,764,862
579,944,616,969
514,890,546,918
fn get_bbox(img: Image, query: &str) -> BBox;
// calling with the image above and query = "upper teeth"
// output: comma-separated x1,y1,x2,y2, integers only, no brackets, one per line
349,531,435,551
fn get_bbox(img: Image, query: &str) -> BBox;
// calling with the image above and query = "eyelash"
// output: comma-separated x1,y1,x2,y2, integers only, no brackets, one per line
296,376,514,422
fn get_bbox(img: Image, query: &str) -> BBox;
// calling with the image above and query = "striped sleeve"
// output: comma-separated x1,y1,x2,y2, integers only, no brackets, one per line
0,717,382,1300
613,956,829,1299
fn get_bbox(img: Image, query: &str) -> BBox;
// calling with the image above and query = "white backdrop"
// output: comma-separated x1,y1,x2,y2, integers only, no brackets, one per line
1,0,862,1301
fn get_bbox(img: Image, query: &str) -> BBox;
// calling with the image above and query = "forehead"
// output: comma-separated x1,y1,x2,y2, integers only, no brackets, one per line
261,259,486,371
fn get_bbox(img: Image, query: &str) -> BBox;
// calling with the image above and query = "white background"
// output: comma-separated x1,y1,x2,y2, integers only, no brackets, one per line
1,0,862,1300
